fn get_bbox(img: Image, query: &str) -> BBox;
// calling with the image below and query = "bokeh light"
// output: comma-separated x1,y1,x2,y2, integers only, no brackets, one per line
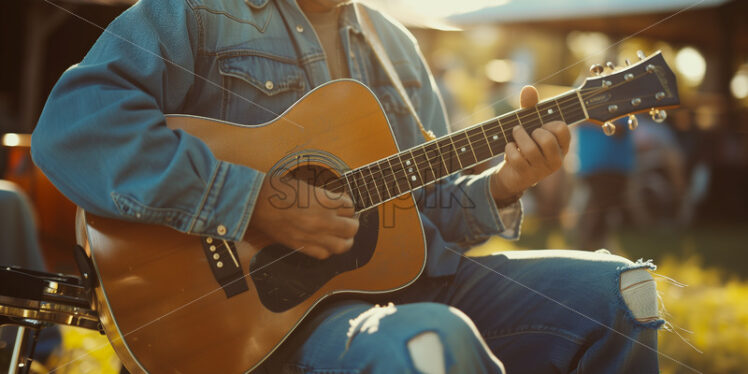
675,46,707,87
730,66,748,100
484,59,514,83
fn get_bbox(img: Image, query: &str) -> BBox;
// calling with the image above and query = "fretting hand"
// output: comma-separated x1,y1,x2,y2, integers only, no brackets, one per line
490,86,571,204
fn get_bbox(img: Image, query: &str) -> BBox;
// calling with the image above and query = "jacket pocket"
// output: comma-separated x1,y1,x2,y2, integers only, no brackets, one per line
218,53,306,124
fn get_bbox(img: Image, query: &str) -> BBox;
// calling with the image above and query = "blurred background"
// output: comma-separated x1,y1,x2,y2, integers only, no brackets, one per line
1,0,746,373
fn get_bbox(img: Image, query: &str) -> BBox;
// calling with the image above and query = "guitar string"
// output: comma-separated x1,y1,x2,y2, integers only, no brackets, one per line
332,103,585,206
288,98,580,203
336,92,583,191
330,109,580,206
320,96,585,203
324,70,660,204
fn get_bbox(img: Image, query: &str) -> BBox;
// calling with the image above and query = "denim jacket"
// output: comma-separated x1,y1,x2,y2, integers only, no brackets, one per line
32,0,521,276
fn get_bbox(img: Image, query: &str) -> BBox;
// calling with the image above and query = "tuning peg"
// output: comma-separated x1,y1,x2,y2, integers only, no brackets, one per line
625,59,631,66
589,64,604,76
637,50,646,60
628,114,639,130
606,61,616,70
603,121,616,136
649,108,667,123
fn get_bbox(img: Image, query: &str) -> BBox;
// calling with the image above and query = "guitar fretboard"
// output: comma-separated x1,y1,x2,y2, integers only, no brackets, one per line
342,90,587,211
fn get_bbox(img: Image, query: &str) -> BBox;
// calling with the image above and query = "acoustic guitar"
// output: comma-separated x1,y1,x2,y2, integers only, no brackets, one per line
76,52,679,373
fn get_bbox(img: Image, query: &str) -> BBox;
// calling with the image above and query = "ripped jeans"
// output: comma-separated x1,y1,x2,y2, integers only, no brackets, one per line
258,250,664,373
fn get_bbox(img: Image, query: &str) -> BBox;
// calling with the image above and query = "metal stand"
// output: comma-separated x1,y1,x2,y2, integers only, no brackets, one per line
6,322,42,374
1,262,100,374
9,326,26,374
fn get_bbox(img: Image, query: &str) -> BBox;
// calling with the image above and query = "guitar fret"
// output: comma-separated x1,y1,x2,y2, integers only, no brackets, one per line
438,139,461,175
517,108,540,132
451,131,476,167
466,127,490,164
498,118,509,143
555,100,566,123
351,170,372,208
560,92,587,123
411,146,436,185
534,105,544,125
479,126,495,157
391,156,411,193
346,89,591,211
365,166,383,204
465,128,480,162
423,141,448,179
382,158,401,196
401,152,421,188
342,173,361,210
484,121,504,155
371,162,391,201
538,100,564,124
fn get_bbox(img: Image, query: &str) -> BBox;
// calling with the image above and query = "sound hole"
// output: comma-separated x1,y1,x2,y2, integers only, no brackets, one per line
249,164,379,313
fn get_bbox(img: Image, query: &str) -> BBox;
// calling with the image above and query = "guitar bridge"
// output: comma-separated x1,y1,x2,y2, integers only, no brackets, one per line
201,237,249,298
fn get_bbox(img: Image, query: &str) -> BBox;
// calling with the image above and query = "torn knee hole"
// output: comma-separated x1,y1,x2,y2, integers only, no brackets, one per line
620,268,659,322
408,332,445,374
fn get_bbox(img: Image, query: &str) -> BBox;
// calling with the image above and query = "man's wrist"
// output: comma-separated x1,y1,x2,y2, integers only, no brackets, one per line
494,191,523,208
489,172,525,207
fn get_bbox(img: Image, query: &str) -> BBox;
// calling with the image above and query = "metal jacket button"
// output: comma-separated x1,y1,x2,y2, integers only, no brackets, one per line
265,81,274,90
217,224,227,235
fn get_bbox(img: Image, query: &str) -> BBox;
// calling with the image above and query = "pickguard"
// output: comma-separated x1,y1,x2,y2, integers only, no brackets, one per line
249,208,379,313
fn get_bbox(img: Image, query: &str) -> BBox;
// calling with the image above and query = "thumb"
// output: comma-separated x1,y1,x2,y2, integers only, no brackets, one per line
520,85,539,108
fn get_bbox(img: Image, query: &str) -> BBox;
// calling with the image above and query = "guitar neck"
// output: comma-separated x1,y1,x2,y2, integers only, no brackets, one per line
342,89,588,211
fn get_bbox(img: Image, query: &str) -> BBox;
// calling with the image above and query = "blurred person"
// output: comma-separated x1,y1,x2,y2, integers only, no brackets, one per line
31,0,663,373
672,109,711,226
630,118,686,227
574,118,635,251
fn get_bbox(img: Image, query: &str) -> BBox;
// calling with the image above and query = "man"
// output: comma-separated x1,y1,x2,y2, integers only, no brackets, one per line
31,0,663,372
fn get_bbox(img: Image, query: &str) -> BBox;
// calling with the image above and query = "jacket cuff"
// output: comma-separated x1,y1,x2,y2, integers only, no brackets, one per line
462,170,523,242
190,161,265,241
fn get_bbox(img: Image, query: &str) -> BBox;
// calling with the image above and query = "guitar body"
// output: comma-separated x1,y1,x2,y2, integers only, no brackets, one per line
77,80,426,373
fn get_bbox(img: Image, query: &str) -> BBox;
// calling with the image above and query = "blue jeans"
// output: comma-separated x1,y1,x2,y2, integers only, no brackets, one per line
259,250,663,373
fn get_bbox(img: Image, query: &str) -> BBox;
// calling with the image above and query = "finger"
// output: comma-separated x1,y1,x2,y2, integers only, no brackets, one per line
512,126,545,169
531,128,563,169
330,237,354,254
520,85,539,109
327,215,360,239
308,233,352,255
504,142,530,173
543,121,571,155
302,244,332,260
336,195,356,217
316,186,352,210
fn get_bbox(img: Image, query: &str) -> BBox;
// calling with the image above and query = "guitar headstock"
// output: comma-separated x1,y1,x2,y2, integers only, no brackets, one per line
578,51,679,135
